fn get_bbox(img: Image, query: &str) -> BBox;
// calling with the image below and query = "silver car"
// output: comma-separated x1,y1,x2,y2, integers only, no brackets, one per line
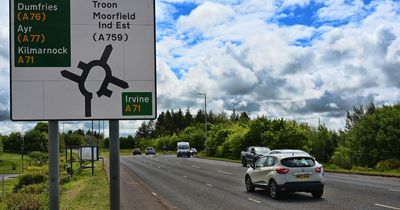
245,153,324,199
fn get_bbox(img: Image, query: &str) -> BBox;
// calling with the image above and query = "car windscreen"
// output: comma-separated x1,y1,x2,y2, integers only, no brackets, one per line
281,157,315,167
178,145,189,149
254,147,270,153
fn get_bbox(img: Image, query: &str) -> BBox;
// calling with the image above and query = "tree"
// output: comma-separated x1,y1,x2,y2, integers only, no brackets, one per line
34,122,48,134
63,133,85,146
184,108,193,127
24,129,47,152
309,125,338,163
136,121,155,139
345,104,400,167
239,112,250,122
3,132,23,153
0,135,3,159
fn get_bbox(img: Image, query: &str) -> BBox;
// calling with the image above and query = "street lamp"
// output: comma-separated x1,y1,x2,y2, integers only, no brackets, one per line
196,92,207,140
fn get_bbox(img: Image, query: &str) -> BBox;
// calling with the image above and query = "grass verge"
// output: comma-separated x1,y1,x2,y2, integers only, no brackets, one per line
323,165,400,178
60,161,109,210
0,153,31,174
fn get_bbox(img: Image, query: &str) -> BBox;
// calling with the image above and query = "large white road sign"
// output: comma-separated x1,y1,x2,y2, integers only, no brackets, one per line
10,0,156,120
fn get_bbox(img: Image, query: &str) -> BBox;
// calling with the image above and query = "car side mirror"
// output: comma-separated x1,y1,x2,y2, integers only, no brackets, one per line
251,163,255,170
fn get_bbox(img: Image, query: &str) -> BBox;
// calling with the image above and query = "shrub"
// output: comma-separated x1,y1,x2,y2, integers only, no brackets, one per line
330,145,352,169
2,192,46,210
376,159,400,171
20,183,47,194
14,166,48,191
59,171,70,185
29,151,48,166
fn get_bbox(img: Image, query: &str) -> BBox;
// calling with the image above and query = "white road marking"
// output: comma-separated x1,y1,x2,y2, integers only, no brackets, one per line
374,203,400,210
388,189,400,192
206,183,213,187
183,176,187,178
152,192,157,196
191,165,200,169
158,166,161,169
248,198,261,204
217,170,231,175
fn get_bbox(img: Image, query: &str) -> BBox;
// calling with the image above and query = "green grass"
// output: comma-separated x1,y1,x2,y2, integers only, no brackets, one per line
0,153,31,174
0,177,19,194
60,161,109,210
324,164,400,178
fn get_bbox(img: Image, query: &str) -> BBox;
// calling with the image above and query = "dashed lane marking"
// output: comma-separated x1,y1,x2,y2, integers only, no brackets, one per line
191,165,200,169
206,183,213,187
374,203,400,210
388,189,400,192
152,192,157,196
217,170,231,175
248,198,261,204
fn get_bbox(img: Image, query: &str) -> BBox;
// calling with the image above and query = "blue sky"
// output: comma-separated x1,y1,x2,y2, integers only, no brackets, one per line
1,0,400,135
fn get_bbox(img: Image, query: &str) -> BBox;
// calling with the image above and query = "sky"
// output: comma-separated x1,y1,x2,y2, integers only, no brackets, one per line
1,0,400,136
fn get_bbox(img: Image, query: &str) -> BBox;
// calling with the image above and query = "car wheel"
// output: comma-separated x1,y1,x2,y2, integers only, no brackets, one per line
241,158,247,167
269,180,280,199
245,175,255,192
311,189,323,198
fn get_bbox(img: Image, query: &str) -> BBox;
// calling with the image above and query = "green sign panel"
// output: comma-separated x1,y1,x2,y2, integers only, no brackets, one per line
122,92,152,115
14,0,70,67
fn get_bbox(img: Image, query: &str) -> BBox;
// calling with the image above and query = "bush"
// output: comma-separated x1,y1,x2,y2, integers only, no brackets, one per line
14,166,48,191
29,151,48,166
59,171,70,185
376,159,400,171
20,183,47,194
330,145,352,169
2,192,46,210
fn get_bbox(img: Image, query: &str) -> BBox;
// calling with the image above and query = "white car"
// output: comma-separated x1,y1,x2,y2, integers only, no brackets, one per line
244,153,324,199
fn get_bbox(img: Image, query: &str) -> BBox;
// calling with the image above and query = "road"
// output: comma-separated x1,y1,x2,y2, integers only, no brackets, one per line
120,155,400,210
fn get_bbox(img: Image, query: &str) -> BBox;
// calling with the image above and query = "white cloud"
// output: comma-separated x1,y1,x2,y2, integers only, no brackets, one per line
177,2,235,33
281,0,311,9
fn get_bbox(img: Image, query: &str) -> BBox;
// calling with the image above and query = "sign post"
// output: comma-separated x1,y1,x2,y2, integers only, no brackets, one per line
109,120,120,210
48,121,59,210
10,0,156,209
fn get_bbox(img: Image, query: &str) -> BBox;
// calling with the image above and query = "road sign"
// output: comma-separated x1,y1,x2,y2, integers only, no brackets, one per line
10,0,156,120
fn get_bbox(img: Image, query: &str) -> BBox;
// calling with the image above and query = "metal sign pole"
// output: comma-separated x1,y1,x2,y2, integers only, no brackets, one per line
109,120,120,210
49,121,59,210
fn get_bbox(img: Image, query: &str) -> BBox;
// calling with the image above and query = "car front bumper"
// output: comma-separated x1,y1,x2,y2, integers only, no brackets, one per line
278,181,324,192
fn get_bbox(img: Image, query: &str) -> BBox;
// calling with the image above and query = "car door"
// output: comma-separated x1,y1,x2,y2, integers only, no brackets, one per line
250,156,268,184
246,147,255,163
263,156,277,184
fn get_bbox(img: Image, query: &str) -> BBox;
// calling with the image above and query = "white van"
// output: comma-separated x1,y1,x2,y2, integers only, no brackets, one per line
177,142,191,157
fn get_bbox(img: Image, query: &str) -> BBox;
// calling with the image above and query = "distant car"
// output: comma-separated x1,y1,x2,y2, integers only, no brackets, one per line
190,148,197,155
145,147,156,155
240,146,271,167
132,148,141,155
177,142,191,157
244,153,324,199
